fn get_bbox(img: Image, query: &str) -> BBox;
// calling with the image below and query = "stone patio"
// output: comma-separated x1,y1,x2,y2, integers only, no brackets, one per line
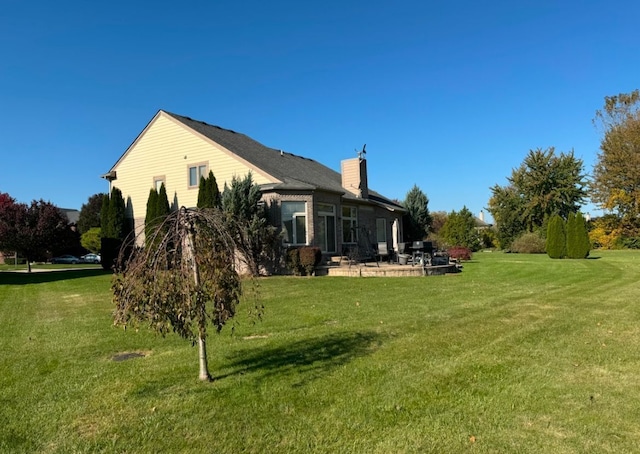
314,261,461,277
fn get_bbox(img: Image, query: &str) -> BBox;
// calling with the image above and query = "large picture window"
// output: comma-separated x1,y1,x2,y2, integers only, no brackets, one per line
282,201,307,245
342,206,357,243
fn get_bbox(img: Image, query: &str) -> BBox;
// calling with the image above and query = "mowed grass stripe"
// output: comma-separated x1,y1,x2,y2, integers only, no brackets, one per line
1,251,639,453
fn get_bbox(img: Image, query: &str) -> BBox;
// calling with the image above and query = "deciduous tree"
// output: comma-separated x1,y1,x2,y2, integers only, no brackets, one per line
487,185,526,250
429,211,448,235
511,148,587,230
439,206,480,251
78,193,106,235
81,227,102,253
113,207,257,381
592,89,640,236
0,194,74,272
489,148,587,249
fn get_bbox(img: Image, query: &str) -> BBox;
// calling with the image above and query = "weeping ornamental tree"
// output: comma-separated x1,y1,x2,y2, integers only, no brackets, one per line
112,207,255,381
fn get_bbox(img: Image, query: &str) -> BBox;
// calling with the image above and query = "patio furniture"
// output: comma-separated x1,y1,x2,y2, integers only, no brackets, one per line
376,242,390,264
396,242,411,265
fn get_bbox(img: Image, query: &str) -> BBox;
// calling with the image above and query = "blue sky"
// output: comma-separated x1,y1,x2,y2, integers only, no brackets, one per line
2,0,639,221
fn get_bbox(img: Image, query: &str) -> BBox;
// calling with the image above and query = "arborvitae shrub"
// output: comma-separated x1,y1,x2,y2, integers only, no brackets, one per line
511,232,546,254
546,214,566,259
565,212,578,258
101,237,121,270
197,175,208,208
566,212,591,258
145,188,158,241
574,212,591,258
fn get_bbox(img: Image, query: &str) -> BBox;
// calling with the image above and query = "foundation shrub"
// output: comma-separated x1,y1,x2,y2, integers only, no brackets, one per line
299,246,322,275
286,247,302,276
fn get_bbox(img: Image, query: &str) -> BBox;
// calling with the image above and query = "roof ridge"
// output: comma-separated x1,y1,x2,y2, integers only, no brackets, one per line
164,110,239,135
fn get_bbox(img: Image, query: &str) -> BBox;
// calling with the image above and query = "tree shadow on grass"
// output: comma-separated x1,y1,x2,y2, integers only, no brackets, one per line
0,268,112,285
217,331,382,386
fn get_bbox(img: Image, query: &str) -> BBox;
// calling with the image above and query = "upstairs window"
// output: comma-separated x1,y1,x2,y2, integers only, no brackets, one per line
153,176,166,192
188,163,208,188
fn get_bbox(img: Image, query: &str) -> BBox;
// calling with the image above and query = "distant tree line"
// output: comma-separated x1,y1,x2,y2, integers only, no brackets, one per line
484,89,640,252
0,192,81,272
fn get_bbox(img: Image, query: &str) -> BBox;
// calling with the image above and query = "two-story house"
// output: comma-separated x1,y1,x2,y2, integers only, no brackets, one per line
103,110,406,257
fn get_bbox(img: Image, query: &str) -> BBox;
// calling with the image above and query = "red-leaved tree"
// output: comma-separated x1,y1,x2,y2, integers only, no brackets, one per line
0,193,75,272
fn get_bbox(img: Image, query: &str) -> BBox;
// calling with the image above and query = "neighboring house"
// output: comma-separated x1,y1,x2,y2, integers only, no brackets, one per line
60,208,80,231
475,211,492,229
102,110,406,257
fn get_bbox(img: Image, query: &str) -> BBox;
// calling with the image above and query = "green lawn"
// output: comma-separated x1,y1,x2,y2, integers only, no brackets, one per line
1,251,640,453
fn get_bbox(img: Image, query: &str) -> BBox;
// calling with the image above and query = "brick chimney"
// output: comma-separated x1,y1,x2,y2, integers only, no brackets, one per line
341,157,368,199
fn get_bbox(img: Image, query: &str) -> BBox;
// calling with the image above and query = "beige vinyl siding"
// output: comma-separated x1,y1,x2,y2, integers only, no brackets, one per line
112,112,276,231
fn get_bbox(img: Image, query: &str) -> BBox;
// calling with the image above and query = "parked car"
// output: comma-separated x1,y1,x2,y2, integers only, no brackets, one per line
50,255,80,264
81,253,101,264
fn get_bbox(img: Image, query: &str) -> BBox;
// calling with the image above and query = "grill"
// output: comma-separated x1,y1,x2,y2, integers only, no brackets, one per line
411,241,433,255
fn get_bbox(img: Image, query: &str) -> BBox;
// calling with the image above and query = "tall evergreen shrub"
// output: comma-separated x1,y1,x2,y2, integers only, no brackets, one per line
145,188,158,241
567,212,590,258
156,184,170,218
101,194,111,237
197,171,221,209
546,214,566,259
108,187,127,241
565,212,577,258
101,187,128,270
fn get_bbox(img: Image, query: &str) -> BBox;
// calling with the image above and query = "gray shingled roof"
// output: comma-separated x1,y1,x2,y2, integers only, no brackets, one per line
164,111,405,211
60,208,79,225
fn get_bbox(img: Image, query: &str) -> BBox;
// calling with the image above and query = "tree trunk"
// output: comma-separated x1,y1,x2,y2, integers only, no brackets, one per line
185,215,212,381
198,332,212,381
